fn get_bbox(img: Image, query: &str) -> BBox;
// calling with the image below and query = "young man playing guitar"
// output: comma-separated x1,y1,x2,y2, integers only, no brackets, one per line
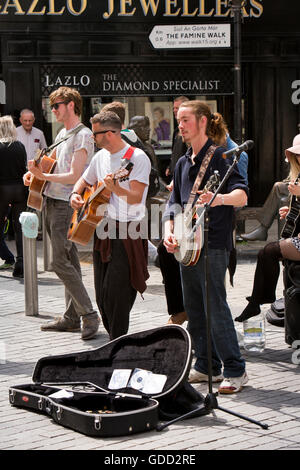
70,111,151,340
236,134,300,323
163,100,249,394
23,86,100,341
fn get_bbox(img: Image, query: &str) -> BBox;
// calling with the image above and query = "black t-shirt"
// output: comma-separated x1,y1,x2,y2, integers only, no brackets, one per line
0,140,27,185
164,138,249,251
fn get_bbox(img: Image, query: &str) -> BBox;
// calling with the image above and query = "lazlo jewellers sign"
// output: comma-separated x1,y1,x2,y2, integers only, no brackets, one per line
0,0,263,20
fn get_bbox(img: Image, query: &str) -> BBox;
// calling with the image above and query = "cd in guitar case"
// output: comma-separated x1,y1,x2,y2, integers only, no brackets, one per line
9,326,206,437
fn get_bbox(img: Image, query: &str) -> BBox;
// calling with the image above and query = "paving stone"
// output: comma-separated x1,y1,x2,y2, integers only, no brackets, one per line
1,230,300,450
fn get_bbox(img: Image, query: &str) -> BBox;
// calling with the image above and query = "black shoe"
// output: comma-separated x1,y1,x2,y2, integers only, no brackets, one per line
12,260,23,278
235,302,261,322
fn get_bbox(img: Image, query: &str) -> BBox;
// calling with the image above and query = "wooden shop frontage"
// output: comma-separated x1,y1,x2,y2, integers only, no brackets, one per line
0,0,299,204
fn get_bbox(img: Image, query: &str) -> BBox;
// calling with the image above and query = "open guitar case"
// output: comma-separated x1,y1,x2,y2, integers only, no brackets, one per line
9,325,207,437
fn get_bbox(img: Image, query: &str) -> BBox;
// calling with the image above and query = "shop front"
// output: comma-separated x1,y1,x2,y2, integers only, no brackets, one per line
0,0,299,204
39,62,235,179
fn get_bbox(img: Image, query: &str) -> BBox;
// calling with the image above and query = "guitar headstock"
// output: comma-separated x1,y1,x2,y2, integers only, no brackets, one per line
33,148,47,164
113,162,134,183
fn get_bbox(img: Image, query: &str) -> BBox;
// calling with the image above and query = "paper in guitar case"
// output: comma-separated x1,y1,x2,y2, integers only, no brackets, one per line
9,326,206,437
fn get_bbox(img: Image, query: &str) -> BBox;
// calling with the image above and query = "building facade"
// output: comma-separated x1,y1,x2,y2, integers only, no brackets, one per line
0,0,299,204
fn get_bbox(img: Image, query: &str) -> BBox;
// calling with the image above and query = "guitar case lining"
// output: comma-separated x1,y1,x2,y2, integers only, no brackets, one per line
9,326,206,437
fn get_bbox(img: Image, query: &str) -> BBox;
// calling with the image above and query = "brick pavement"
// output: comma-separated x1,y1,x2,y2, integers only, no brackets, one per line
1,223,300,451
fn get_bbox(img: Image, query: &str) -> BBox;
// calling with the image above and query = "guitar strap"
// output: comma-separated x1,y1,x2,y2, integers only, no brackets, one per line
43,123,86,157
122,146,135,160
185,144,217,213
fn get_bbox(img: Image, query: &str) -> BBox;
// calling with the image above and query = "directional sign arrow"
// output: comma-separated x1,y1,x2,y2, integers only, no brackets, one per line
149,24,231,49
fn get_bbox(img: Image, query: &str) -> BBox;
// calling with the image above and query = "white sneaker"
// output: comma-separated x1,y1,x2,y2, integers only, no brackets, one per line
188,369,224,384
218,372,249,394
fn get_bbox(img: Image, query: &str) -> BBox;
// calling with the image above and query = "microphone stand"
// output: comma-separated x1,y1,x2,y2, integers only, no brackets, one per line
157,150,269,432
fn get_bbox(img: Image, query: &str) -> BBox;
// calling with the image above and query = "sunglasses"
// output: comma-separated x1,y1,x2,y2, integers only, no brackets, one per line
50,101,66,110
93,130,116,137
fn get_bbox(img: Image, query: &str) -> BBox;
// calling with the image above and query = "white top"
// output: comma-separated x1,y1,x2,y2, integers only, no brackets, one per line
43,124,94,202
16,126,47,162
82,144,151,222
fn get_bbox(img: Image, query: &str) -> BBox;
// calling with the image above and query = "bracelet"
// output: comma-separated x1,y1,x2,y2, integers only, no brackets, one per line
69,191,79,201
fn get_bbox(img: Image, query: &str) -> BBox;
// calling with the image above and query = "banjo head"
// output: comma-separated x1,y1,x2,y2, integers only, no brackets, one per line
173,213,203,266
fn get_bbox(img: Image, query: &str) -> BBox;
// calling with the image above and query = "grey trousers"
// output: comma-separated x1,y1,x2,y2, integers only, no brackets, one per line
259,181,289,229
44,197,97,322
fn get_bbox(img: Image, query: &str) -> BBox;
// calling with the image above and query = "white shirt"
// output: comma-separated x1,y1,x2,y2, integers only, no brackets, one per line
16,126,47,162
82,144,151,222
43,124,95,202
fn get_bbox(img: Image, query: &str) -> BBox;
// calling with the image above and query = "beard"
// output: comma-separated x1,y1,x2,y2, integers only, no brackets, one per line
181,134,191,145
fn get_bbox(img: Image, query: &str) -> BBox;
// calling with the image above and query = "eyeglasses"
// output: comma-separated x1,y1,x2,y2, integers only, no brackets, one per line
93,130,116,137
50,101,66,110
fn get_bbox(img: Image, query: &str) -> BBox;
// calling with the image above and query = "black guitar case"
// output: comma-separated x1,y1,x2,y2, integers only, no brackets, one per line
9,326,207,437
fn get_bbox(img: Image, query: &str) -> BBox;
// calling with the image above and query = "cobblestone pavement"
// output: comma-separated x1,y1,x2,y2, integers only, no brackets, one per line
1,222,300,451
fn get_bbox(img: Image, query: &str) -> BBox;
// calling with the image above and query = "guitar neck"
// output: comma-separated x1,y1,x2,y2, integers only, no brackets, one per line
88,182,105,204
33,148,47,166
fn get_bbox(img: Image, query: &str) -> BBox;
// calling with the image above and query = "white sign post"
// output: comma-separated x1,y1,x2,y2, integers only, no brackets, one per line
149,24,231,49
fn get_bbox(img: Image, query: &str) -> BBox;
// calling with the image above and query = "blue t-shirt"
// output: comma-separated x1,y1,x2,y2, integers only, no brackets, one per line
163,138,249,251
226,134,249,185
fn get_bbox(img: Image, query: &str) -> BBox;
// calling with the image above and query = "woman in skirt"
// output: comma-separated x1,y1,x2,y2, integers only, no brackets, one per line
236,134,300,322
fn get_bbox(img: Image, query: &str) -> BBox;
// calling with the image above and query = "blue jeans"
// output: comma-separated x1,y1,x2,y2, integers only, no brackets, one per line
181,248,245,378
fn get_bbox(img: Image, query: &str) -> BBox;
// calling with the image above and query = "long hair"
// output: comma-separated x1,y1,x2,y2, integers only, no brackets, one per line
179,100,227,145
288,153,300,181
0,115,17,144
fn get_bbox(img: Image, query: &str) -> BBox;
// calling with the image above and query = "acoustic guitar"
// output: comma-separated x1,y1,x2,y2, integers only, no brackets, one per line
68,161,134,245
27,124,86,211
173,171,220,266
281,174,300,239
27,148,56,211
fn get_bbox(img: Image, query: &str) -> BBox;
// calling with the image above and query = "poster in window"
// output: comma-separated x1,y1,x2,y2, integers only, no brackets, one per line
145,102,173,148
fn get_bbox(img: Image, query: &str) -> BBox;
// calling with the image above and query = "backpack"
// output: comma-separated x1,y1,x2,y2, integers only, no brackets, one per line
121,131,160,199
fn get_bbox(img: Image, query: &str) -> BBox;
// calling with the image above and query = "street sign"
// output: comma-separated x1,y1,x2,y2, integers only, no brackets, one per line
149,24,231,49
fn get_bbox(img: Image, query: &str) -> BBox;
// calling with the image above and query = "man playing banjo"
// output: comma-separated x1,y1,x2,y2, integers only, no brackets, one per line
163,100,249,394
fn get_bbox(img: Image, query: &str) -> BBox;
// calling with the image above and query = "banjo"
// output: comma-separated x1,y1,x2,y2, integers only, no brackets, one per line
173,170,220,266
